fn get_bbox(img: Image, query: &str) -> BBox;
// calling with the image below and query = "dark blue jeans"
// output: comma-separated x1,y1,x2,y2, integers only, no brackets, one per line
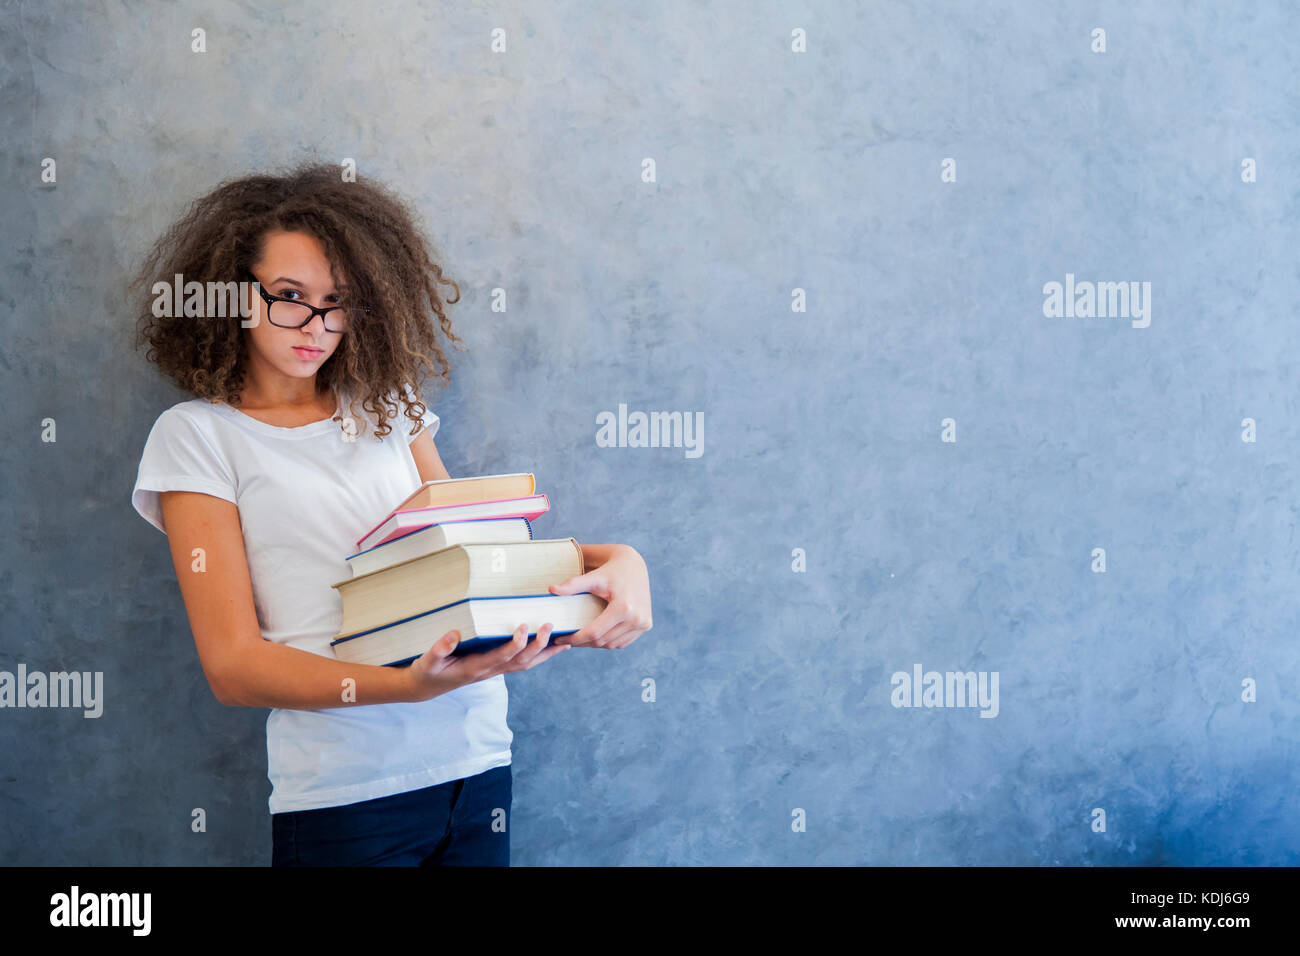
271,764,512,866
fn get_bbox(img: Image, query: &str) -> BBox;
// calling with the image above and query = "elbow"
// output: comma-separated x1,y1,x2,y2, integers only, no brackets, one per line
209,665,243,707
212,679,237,707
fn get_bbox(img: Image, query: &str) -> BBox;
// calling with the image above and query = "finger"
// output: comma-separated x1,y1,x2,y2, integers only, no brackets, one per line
594,620,638,649
460,623,532,677
516,642,572,669
482,621,557,676
605,624,646,650
550,570,614,601
508,622,554,667
413,630,462,672
558,600,624,646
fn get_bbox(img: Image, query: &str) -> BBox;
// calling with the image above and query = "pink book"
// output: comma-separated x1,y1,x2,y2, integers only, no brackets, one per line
355,494,551,551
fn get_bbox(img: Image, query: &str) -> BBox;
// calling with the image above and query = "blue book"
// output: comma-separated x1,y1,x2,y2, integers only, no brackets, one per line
329,592,606,667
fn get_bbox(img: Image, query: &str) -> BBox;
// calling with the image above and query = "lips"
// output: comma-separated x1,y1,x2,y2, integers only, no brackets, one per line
292,346,323,358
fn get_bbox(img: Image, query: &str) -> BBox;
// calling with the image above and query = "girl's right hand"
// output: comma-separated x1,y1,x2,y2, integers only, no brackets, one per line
405,622,570,702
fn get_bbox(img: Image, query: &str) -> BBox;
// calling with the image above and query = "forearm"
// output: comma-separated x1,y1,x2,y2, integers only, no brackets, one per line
576,542,633,573
220,640,418,710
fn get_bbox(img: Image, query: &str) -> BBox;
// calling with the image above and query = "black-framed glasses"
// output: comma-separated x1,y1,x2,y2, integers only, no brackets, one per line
247,271,360,333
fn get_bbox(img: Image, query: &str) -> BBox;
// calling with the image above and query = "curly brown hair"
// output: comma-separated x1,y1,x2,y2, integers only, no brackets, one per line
130,160,464,440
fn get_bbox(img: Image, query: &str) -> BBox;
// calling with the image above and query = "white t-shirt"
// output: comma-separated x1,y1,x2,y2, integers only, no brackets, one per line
130,385,512,813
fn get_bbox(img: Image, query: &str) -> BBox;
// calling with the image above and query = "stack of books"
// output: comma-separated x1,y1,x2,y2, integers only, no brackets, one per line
328,472,606,667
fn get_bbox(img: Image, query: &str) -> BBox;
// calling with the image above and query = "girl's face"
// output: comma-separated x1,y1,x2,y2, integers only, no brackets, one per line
244,229,348,386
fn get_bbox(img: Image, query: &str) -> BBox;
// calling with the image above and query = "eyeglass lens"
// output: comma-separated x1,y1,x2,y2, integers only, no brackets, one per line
266,299,350,332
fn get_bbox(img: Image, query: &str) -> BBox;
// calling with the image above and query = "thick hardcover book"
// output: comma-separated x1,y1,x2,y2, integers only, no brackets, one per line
331,537,584,638
388,473,536,513
330,592,607,666
344,517,534,577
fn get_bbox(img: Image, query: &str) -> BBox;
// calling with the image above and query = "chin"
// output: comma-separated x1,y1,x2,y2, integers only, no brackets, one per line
279,362,322,377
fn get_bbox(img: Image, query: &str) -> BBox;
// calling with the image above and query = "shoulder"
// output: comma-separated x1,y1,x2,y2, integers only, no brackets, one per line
147,398,224,436
137,399,234,464
132,398,238,530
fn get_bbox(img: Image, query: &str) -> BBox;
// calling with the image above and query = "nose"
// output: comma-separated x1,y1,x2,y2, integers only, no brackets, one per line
300,313,329,337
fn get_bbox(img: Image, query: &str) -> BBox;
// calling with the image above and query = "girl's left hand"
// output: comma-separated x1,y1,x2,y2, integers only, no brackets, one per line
547,544,652,649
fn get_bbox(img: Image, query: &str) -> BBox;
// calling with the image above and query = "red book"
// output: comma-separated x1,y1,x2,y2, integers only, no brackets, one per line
356,494,550,551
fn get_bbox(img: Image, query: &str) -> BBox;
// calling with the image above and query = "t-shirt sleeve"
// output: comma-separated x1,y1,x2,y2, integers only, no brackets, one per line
401,383,440,444
131,407,238,535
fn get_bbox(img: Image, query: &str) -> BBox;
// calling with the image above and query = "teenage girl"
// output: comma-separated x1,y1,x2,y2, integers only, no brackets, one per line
129,162,653,866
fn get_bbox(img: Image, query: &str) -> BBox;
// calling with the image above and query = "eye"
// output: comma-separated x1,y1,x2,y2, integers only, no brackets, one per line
277,288,302,301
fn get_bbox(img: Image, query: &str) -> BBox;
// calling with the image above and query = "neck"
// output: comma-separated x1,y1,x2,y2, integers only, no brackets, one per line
237,361,328,410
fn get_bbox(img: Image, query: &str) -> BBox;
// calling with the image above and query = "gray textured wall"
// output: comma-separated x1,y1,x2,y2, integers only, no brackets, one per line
2,0,1297,865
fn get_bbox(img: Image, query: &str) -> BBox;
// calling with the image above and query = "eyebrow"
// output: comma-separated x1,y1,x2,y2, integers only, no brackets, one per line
267,276,347,292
